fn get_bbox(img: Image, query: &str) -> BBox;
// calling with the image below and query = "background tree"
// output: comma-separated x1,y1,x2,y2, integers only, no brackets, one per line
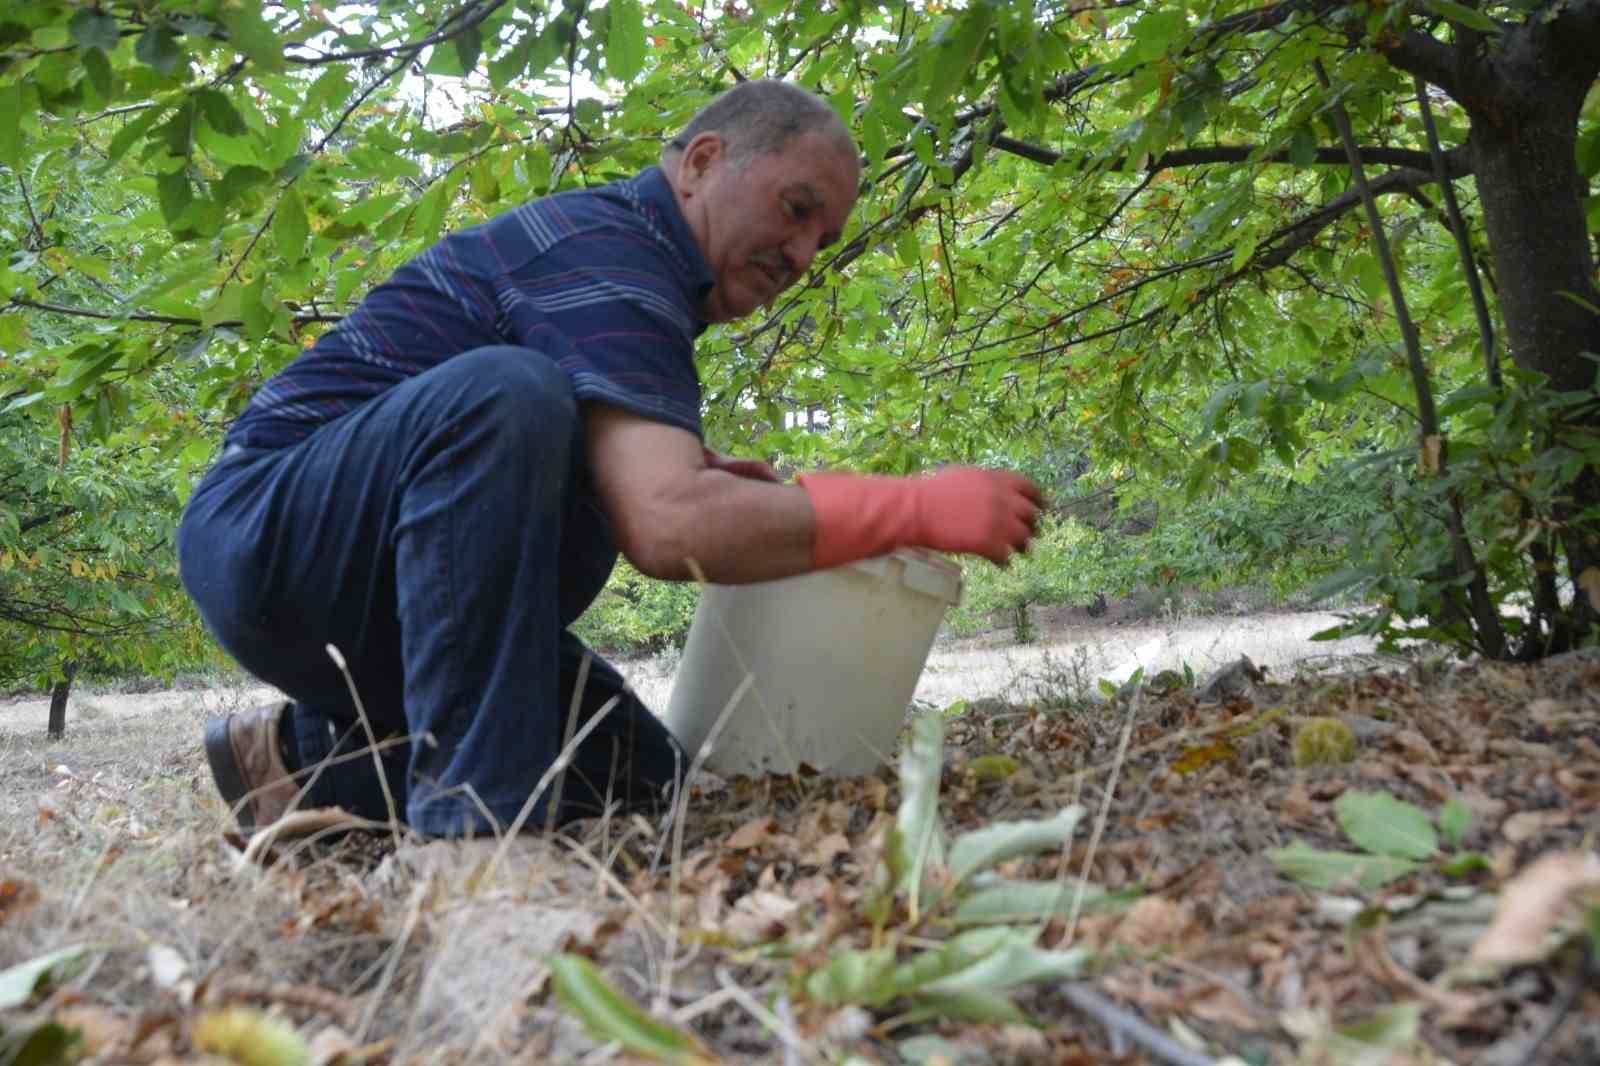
1,0,1596,666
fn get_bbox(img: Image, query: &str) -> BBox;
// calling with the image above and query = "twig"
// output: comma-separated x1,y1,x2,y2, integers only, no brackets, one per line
1064,690,1137,946
546,653,592,833
1059,982,1218,1066
1512,949,1592,1066
327,644,403,851
357,881,427,1042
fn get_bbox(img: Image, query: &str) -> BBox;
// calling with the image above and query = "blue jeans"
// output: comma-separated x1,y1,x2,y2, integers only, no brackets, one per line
177,347,685,835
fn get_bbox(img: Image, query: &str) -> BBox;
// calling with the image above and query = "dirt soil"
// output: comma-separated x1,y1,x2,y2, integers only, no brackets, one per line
1,636,1597,1064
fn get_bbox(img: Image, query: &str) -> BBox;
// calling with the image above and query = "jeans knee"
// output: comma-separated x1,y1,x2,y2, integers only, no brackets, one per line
451,347,577,438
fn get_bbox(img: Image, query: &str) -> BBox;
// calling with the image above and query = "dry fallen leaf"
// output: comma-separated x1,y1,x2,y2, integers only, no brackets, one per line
1500,809,1574,844
0,879,40,926
725,815,775,851
723,890,800,945
1468,850,1600,968
802,832,850,868
1114,897,1199,951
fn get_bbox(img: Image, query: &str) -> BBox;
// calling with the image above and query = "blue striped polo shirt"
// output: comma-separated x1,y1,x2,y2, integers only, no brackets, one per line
224,166,713,450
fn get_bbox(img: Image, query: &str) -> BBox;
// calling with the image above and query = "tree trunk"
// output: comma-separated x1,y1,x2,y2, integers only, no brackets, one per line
46,660,78,739
1454,21,1600,650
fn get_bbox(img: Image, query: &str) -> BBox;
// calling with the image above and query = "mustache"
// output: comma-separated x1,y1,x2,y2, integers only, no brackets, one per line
752,252,794,286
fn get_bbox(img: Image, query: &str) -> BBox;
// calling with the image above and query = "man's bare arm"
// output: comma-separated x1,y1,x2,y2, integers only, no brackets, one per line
585,404,816,583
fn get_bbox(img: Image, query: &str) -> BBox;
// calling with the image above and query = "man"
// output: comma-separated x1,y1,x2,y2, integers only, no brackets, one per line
179,79,1041,838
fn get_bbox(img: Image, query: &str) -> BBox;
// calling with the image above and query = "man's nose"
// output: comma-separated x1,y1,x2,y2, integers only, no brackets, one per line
783,230,821,275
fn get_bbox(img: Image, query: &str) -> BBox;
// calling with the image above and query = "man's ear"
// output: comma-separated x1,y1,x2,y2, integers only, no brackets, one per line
674,132,726,198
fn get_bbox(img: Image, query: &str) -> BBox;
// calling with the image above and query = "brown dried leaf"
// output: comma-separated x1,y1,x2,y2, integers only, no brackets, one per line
1500,809,1574,844
723,890,801,945
802,832,850,868
1468,850,1600,968
1114,897,1200,951
1171,740,1237,775
0,879,40,926
725,815,775,851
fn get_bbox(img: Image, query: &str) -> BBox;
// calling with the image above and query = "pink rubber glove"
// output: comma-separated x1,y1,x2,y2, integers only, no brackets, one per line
703,447,781,483
798,467,1043,569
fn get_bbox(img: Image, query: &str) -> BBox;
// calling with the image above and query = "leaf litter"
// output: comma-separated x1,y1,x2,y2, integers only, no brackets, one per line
0,650,1596,1063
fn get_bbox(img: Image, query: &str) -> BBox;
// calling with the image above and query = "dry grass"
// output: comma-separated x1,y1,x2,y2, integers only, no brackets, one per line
3,643,1599,1064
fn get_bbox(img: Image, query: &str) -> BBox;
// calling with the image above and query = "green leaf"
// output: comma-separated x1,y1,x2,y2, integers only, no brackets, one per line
607,0,647,82
947,807,1085,885
69,11,121,52
1335,790,1438,860
899,991,1028,1027
1423,0,1502,34
135,23,183,75
887,711,946,910
911,929,1091,997
273,187,310,264
453,24,483,75
0,84,23,167
219,6,284,72
195,89,247,137
0,1019,78,1066
951,878,1114,926
548,954,714,1064
157,170,193,225
1267,840,1421,892
1438,794,1472,849
0,946,90,1010
803,947,899,1007
81,47,113,100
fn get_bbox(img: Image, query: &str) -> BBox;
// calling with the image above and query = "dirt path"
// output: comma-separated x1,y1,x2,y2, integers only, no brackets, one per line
0,609,1379,737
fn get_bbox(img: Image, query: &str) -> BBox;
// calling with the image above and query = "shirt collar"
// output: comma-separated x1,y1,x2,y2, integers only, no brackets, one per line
630,166,713,330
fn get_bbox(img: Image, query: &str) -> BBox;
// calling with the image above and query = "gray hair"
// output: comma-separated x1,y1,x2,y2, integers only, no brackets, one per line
663,79,857,168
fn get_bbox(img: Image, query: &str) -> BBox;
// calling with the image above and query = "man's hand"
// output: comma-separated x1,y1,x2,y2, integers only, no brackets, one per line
799,467,1044,569
702,447,781,483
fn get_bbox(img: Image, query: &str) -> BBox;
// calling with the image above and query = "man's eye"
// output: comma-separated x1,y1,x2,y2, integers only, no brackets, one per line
785,200,810,220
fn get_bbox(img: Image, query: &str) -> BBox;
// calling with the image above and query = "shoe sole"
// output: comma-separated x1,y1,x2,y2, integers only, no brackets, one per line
203,716,255,832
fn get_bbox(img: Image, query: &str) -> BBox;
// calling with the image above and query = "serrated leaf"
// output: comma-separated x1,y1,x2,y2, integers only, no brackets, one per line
273,187,309,264
69,11,121,52
1424,0,1502,33
549,954,716,1064
0,945,90,1010
157,170,193,225
135,23,183,74
196,89,247,137
1438,794,1472,848
947,807,1084,885
607,0,647,81
1268,840,1420,892
1335,790,1438,860
0,84,24,167
81,47,113,100
219,6,283,72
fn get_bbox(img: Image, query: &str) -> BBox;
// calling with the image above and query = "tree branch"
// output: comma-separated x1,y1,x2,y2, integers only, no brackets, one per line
1375,28,1473,101
6,297,342,328
990,136,1465,175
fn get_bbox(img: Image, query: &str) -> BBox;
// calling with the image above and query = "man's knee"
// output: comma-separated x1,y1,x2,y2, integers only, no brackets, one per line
445,346,577,432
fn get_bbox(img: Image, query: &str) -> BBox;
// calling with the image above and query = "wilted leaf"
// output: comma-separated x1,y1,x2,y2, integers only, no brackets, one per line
548,954,715,1064
0,946,90,1010
946,806,1084,885
1335,791,1437,860
1468,851,1600,969
724,815,774,850
1268,840,1421,892
0,879,40,926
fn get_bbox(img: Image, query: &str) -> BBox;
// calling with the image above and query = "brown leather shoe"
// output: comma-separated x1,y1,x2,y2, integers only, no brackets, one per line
203,701,300,832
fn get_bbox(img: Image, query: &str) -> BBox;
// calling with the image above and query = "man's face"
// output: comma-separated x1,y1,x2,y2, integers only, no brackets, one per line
671,130,860,324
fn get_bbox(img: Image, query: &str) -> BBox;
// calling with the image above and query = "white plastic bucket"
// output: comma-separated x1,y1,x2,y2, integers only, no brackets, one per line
664,550,962,776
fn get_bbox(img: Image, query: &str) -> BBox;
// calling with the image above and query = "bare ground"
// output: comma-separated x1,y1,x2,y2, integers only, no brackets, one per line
2,620,1597,1065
